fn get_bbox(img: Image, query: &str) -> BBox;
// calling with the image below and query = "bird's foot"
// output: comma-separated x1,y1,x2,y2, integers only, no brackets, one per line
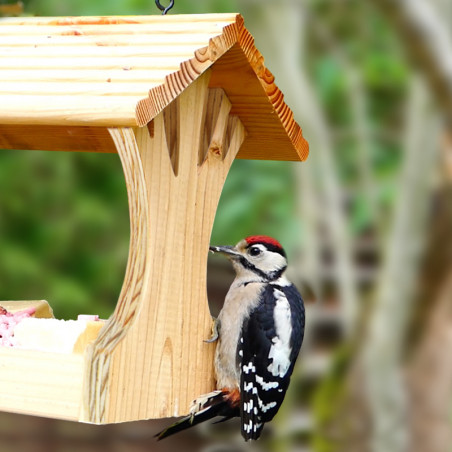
204,317,220,343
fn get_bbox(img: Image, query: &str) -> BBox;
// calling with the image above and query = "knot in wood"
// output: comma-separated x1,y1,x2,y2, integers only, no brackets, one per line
209,143,223,158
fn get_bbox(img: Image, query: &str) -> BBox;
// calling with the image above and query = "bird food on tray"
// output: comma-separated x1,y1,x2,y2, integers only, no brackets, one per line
0,300,104,353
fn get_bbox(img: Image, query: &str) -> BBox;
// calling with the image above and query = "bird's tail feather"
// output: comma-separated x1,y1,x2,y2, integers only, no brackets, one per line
155,390,238,440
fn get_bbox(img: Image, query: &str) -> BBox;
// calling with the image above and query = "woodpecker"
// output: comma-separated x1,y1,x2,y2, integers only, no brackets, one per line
156,235,305,441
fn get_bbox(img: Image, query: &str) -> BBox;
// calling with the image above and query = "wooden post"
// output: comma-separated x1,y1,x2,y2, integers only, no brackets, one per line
84,70,246,423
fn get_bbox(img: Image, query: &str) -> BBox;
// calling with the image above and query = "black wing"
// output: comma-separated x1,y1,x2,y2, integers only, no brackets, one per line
238,283,305,440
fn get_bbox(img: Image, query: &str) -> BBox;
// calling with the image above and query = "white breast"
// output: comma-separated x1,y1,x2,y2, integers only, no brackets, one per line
214,279,264,389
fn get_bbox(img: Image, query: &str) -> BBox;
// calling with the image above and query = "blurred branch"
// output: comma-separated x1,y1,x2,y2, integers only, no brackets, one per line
407,271,452,452
372,0,452,120
406,129,452,452
362,77,439,452
243,0,358,333
308,11,380,226
0,1,23,16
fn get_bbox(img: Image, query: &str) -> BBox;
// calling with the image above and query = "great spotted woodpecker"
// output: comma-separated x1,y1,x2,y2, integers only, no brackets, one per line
156,235,305,441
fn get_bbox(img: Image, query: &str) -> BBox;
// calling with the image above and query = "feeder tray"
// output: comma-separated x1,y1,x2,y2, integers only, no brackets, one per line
0,13,309,424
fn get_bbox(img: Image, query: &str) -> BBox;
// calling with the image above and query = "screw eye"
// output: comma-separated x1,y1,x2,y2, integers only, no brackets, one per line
249,246,261,256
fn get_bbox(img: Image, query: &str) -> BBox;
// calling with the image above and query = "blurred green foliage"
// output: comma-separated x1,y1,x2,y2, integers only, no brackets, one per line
307,0,409,234
21,0,238,16
0,151,130,319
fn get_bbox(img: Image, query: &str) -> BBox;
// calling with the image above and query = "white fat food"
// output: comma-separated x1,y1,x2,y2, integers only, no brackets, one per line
13,317,90,354
267,289,292,377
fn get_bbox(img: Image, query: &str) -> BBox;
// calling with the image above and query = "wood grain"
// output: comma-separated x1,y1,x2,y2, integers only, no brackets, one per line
0,124,116,153
82,71,246,423
0,348,84,421
0,13,308,161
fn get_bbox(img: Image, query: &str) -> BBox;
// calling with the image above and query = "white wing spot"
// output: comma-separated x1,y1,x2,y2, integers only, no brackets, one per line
257,397,277,413
256,375,279,390
243,420,253,433
253,422,262,432
267,289,292,377
243,362,256,374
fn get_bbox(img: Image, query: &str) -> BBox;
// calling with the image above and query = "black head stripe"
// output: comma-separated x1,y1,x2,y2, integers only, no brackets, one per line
238,256,286,282
246,242,286,258
263,243,286,258
268,266,286,281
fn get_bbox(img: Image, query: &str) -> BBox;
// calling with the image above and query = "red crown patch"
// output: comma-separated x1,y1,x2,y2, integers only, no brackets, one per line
245,235,283,250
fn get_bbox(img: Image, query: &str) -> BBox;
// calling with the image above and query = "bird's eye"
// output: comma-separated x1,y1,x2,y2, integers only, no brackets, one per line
249,246,262,256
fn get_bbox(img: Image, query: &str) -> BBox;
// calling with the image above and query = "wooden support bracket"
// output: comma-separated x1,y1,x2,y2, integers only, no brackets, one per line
84,70,246,423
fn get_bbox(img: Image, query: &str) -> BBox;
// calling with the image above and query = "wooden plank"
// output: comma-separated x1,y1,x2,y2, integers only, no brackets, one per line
0,81,157,96
0,69,173,83
0,95,138,126
0,34,210,47
0,42,210,55
0,55,190,69
0,124,117,153
0,24,227,36
0,348,85,421
0,300,54,318
0,13,239,27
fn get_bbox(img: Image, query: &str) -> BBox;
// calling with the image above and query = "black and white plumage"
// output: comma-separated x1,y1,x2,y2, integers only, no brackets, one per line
156,235,305,441
239,282,304,439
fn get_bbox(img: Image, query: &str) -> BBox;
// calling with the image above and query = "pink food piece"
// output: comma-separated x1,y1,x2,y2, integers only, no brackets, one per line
0,307,37,347
77,314,99,321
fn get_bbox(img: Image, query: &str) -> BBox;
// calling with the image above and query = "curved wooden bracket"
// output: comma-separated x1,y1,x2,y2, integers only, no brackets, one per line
83,70,246,423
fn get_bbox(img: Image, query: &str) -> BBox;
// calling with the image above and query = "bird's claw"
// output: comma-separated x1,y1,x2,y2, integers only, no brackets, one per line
204,317,220,343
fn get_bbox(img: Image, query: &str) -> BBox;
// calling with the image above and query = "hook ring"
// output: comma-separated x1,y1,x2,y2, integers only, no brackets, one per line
155,0,174,15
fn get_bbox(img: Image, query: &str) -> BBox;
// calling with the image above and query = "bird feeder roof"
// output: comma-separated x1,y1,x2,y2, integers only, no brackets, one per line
0,13,308,161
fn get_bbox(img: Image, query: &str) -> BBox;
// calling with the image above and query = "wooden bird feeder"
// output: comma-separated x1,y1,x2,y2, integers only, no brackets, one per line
0,13,308,424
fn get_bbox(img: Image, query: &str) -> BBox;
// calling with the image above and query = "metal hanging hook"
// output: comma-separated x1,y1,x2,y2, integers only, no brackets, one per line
155,0,174,15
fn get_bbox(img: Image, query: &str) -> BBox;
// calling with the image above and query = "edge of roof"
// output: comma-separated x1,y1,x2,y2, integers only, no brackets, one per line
136,14,309,162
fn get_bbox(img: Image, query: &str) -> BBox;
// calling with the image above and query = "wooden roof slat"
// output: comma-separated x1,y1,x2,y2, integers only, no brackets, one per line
0,81,158,96
0,13,239,26
1,95,138,126
0,24,228,35
0,56,194,69
0,38,210,49
0,69,172,83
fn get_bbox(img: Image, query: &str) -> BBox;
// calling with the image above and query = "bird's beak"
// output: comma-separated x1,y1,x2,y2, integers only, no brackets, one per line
209,245,240,259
